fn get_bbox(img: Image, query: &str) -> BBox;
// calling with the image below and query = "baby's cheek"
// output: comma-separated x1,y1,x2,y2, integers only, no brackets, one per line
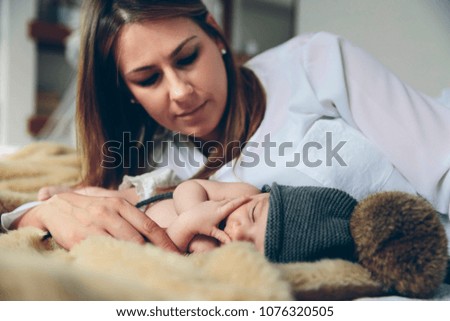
254,220,268,254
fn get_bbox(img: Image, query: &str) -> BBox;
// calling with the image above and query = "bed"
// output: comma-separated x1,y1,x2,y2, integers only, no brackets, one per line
0,142,449,300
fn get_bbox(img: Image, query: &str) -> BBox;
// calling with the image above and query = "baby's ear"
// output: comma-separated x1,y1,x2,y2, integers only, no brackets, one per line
350,191,448,298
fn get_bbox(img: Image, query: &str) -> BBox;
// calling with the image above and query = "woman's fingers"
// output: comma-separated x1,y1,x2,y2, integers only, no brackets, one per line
117,202,180,253
46,192,179,252
41,193,141,248
34,200,112,250
85,194,180,253
52,224,111,250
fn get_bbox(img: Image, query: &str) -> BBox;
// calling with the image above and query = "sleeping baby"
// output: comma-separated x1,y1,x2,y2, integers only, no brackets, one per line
140,180,357,262
39,179,358,263
37,179,450,296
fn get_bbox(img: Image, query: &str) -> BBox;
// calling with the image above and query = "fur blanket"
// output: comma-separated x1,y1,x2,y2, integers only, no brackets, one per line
0,227,383,300
0,142,432,300
0,143,80,213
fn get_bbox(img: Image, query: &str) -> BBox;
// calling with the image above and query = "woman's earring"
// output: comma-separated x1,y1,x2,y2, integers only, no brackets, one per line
221,48,227,56
130,98,138,104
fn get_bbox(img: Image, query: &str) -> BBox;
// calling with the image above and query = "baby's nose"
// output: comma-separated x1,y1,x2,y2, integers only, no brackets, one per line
224,221,247,241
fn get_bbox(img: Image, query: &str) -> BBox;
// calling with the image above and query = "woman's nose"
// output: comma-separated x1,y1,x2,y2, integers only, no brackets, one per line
168,74,194,103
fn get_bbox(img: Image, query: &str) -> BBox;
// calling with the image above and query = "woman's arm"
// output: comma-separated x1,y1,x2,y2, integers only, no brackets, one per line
305,32,450,214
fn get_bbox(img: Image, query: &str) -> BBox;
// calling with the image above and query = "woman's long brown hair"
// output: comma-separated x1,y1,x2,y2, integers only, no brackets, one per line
77,0,266,188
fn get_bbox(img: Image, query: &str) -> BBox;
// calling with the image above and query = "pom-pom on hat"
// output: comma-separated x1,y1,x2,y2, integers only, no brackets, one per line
263,183,357,263
351,191,448,298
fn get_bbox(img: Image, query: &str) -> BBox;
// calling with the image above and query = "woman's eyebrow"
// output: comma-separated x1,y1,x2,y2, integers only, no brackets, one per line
126,35,198,75
170,35,198,59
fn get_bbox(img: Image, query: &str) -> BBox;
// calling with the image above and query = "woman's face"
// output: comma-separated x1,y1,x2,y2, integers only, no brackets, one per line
224,193,270,254
116,17,228,142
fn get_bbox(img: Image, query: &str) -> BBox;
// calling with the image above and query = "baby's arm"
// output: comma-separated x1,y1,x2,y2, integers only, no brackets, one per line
172,180,215,252
166,180,259,253
172,180,210,214
167,197,251,253
173,180,260,212
166,197,248,252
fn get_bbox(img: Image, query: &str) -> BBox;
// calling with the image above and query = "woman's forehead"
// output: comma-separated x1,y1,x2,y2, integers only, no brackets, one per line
115,17,204,71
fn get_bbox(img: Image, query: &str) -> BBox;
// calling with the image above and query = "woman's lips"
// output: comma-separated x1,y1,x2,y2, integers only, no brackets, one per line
177,101,207,118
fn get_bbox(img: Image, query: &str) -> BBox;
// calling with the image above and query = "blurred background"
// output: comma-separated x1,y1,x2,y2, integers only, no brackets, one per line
0,0,449,147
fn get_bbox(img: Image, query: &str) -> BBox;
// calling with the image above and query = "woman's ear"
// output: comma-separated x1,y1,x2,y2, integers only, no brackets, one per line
206,13,221,32
205,14,226,51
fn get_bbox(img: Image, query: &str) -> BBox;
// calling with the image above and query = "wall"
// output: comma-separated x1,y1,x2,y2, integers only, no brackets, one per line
203,0,224,28
296,0,450,97
232,0,295,55
0,0,37,145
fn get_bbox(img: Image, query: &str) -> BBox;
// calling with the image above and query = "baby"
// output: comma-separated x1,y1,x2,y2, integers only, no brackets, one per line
40,179,357,263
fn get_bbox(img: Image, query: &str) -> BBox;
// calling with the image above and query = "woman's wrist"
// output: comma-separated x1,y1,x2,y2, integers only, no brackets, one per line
0,201,42,231
10,205,45,230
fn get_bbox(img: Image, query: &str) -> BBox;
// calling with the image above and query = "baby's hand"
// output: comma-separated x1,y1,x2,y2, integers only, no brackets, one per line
188,235,219,254
185,197,251,243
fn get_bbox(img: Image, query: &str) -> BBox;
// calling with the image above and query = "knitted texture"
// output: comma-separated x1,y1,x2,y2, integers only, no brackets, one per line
264,183,357,263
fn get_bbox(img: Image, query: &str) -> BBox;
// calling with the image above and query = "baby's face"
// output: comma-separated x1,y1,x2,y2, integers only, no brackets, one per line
223,193,270,254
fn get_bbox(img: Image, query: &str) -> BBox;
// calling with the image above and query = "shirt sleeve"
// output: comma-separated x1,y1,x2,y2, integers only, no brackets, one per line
304,32,450,215
119,167,182,202
0,201,42,232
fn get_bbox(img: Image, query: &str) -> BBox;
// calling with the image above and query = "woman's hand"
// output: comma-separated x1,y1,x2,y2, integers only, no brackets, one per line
38,185,140,204
37,185,74,201
13,192,179,252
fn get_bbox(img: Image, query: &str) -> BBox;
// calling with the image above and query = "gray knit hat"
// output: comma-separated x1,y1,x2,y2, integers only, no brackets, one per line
264,183,357,263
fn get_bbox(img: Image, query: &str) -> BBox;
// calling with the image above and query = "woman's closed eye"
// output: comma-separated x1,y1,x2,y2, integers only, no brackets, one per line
137,73,160,87
176,48,199,67
133,49,199,87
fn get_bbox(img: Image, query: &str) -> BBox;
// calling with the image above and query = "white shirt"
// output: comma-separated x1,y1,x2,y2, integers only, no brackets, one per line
2,32,450,230
162,32,450,214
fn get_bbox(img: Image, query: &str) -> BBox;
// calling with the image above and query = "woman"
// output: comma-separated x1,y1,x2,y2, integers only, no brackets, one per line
2,0,450,251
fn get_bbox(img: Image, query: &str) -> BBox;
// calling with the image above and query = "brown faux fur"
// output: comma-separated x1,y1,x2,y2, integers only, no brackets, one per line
351,192,448,298
0,142,447,300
